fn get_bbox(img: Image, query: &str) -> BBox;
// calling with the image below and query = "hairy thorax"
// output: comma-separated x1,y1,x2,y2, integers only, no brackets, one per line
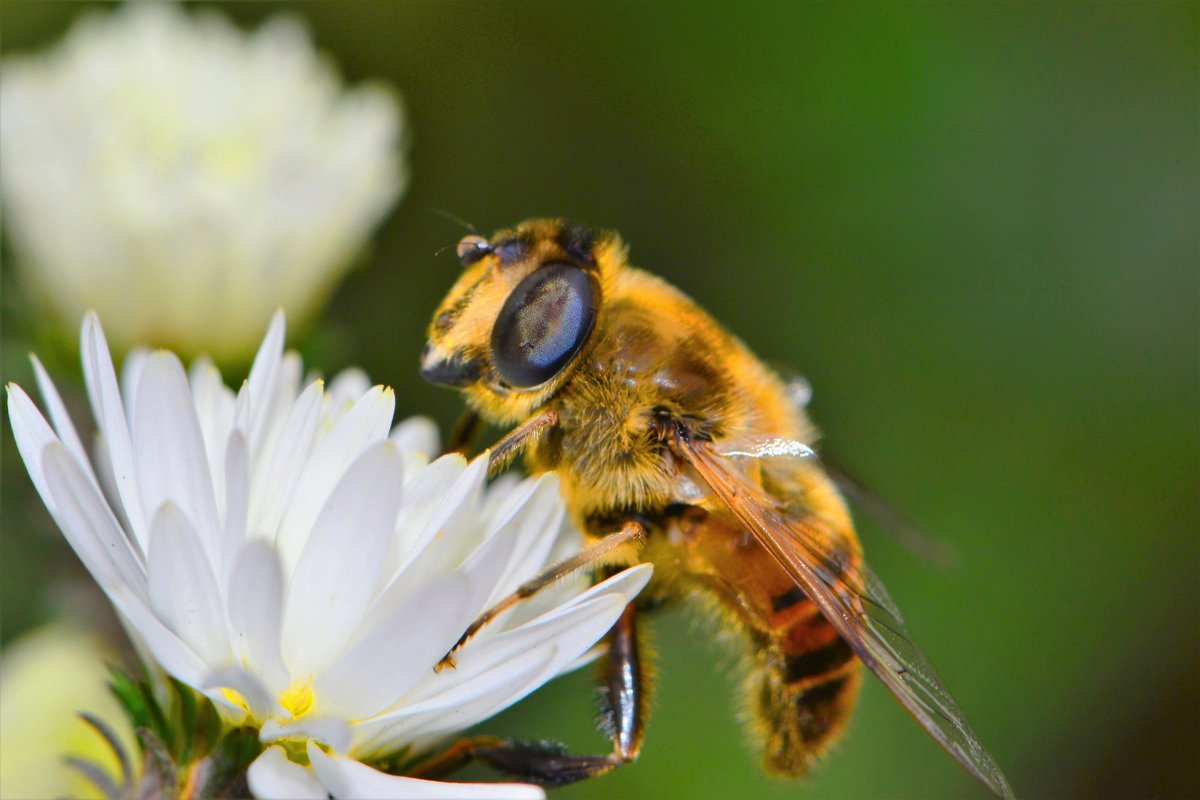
525,267,809,527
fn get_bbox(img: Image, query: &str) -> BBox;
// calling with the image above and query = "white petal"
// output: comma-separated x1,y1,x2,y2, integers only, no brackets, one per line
448,598,626,684
274,353,303,421
307,743,545,800
232,378,253,442
314,573,472,719
274,385,395,572
561,642,607,674
478,472,544,543
220,431,250,586
317,386,395,459
189,357,236,514
282,441,404,677
325,367,371,412
133,352,222,567
385,454,479,579
226,540,288,695
41,443,147,598
243,310,286,452
389,415,439,459
260,717,351,753
541,563,653,619
247,351,305,486
384,458,506,589
90,431,138,542
120,348,149,424
354,507,503,683
8,384,64,516
500,594,630,670
147,503,230,666
396,566,652,739
362,476,503,657
481,476,566,608
478,473,523,520
81,314,148,550
200,667,278,721
354,646,555,751
492,525,586,630
30,355,89,473
247,746,326,800
246,379,322,539
108,585,207,688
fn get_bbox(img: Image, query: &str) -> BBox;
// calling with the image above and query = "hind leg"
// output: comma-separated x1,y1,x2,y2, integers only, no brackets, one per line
412,603,650,786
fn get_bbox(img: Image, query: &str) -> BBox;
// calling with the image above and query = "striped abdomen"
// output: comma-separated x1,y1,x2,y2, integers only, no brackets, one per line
753,586,862,775
657,503,862,776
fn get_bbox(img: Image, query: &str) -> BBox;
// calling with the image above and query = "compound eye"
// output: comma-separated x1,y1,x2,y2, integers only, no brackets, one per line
457,235,492,266
491,262,596,389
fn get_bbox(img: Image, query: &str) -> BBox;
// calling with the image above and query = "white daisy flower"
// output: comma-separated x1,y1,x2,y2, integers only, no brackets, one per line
0,3,405,363
7,312,651,799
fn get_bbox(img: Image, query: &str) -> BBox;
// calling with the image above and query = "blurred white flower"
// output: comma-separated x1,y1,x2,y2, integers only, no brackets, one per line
0,3,406,362
7,312,650,799
0,624,137,799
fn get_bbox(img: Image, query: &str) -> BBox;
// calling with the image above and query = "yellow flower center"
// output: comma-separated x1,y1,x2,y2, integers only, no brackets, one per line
220,687,251,714
280,680,316,718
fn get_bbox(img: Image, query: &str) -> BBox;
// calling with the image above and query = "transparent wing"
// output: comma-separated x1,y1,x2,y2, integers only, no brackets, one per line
719,435,960,568
676,433,1014,799
824,457,962,568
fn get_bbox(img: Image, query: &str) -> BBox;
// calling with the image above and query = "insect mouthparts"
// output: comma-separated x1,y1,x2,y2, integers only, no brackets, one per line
420,345,480,387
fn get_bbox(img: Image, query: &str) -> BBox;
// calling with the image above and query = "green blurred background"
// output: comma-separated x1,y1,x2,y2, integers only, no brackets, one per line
2,2,1196,798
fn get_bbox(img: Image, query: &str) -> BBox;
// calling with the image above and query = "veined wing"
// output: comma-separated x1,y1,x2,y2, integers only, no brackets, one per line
675,432,1015,799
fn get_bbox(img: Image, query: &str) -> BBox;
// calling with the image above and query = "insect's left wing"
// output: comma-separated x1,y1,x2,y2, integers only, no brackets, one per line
671,432,1015,799
823,457,961,568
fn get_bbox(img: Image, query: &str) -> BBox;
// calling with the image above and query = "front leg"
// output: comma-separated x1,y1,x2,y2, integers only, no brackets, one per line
487,408,560,476
438,518,645,669
440,408,483,456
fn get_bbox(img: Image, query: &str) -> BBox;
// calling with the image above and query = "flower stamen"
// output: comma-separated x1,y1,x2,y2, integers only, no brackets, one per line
221,687,252,715
280,681,316,719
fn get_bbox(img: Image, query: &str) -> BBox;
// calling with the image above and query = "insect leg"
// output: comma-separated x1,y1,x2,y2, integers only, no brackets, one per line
410,737,614,787
487,408,560,476
597,601,648,763
405,735,506,780
417,604,650,786
440,408,483,456
438,518,645,669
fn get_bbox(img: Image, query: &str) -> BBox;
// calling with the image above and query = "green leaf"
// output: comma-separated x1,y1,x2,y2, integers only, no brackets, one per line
192,691,224,762
105,667,262,798
108,666,154,733
109,665,174,758
172,678,198,764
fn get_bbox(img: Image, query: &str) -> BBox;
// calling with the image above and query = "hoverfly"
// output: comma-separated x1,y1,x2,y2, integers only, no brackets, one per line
416,219,1013,797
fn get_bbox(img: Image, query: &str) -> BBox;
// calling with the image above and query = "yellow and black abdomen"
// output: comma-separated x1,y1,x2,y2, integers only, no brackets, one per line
754,586,863,775
656,490,863,776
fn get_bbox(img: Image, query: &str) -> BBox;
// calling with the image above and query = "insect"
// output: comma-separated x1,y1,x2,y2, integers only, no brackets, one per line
416,218,1013,797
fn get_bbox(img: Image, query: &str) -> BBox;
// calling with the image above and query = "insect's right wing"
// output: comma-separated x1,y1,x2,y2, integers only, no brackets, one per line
672,432,1015,799
775,370,959,567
